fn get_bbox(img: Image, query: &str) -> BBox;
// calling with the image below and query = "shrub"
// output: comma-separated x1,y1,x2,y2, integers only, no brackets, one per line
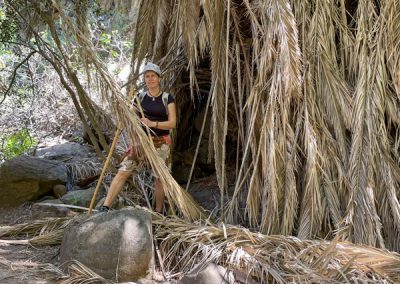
0,128,36,160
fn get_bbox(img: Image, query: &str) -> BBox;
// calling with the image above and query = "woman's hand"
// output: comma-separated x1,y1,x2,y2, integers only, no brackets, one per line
140,117,156,127
125,144,139,159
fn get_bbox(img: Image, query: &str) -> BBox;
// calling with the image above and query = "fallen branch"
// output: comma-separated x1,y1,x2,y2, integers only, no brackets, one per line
34,203,98,212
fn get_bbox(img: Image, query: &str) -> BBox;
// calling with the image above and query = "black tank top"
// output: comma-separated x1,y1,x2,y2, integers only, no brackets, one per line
141,92,174,137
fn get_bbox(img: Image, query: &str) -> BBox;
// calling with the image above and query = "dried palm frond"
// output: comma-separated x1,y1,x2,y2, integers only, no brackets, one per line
226,0,302,233
0,217,72,238
293,0,351,240
297,102,325,239
59,260,115,284
384,0,400,98
67,160,103,183
200,0,229,219
154,217,400,283
374,0,400,252
344,0,390,248
0,217,72,246
0,256,113,283
151,0,173,61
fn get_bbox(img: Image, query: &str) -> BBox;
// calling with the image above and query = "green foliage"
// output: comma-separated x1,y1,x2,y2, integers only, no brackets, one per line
96,30,132,59
0,4,18,46
99,32,111,45
0,128,37,160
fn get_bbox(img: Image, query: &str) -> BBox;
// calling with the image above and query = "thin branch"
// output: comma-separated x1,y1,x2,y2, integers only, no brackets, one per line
0,51,36,104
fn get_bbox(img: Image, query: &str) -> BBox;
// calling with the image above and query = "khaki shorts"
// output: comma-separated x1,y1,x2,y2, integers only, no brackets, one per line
118,143,171,173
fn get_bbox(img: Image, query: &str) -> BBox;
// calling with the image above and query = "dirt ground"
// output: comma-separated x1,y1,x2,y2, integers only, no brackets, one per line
0,205,62,283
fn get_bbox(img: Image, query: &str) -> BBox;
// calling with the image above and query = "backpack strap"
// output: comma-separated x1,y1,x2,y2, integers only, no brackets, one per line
139,92,146,102
162,92,170,116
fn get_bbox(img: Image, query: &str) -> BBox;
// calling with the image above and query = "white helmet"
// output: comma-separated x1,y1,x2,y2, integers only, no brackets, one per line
143,62,161,77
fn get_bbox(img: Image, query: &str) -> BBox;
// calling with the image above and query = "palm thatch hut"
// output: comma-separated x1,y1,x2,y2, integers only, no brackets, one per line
123,0,400,253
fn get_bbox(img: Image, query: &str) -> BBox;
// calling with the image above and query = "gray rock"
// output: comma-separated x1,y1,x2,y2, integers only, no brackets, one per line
53,184,67,198
232,269,259,284
60,187,104,207
38,198,62,204
0,155,67,206
32,199,73,218
35,142,96,161
60,208,154,282
180,262,235,284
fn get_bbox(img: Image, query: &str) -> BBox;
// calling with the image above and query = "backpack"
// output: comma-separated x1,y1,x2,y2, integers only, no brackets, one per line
139,91,170,115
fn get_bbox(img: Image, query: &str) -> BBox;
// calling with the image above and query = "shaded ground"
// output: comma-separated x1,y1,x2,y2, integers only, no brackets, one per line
0,205,62,284
0,244,60,284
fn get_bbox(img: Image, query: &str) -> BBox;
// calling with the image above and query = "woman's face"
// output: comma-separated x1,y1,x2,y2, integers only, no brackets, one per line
144,71,160,89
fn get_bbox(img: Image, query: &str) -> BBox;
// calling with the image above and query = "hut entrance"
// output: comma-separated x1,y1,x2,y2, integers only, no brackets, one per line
171,60,216,185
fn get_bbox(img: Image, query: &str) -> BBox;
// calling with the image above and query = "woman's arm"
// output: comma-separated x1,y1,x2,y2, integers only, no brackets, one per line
140,102,177,130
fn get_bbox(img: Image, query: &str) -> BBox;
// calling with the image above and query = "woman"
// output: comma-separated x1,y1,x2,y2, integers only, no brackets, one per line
99,63,176,214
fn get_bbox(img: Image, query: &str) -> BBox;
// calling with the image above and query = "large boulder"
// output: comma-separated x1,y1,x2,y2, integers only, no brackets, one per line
60,207,154,282
0,155,67,206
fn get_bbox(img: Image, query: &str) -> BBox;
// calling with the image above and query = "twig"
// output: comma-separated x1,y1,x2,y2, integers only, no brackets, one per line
34,203,97,212
185,92,212,191
0,239,29,245
0,51,37,104
87,126,122,214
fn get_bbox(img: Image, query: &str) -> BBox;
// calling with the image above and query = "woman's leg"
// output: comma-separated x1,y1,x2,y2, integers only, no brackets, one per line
153,143,171,213
154,178,165,213
103,170,132,207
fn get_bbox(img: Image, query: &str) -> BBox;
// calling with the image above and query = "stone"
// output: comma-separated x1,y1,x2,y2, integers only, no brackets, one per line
35,142,96,161
0,155,67,206
60,187,104,208
232,269,259,284
180,262,235,284
53,184,67,198
60,207,154,282
32,199,73,218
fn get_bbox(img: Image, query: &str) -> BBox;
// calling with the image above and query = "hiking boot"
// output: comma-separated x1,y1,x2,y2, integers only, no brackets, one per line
98,205,110,213
155,209,165,216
